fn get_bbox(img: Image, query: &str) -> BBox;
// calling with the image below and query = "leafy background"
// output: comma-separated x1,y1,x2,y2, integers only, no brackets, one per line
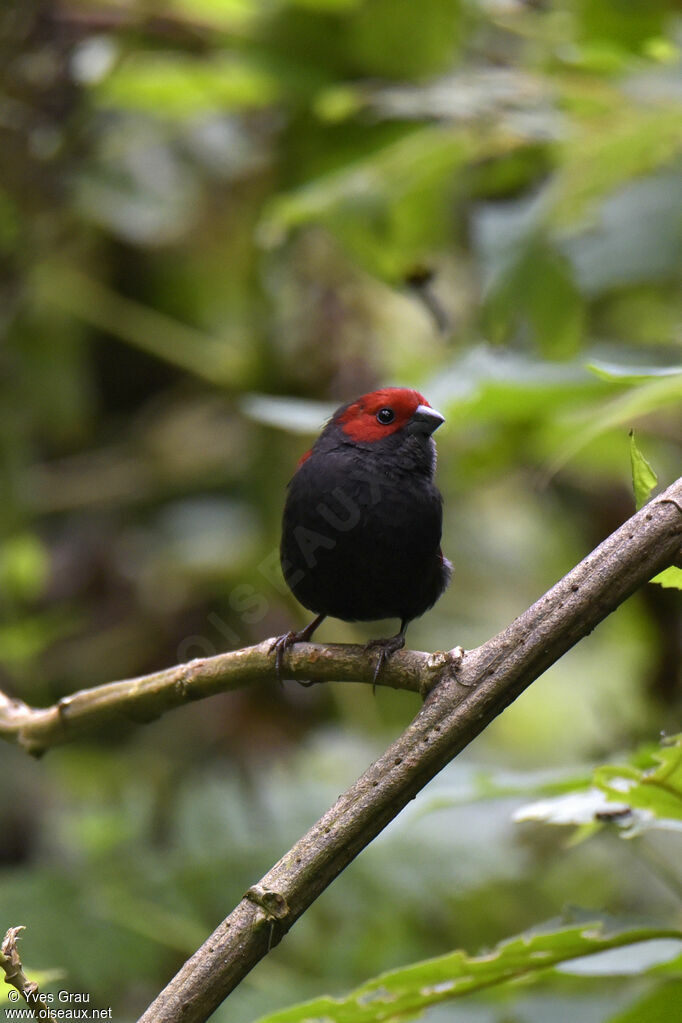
1,1,681,1021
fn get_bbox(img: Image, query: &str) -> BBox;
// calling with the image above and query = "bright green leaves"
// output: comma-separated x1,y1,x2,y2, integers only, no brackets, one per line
649,566,682,590
595,734,682,826
630,431,659,511
629,432,682,589
96,53,280,117
516,734,682,838
254,916,682,1023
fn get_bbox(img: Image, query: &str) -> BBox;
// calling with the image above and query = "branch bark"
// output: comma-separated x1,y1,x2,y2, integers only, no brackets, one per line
0,643,428,757
1,927,57,1023
134,481,681,1023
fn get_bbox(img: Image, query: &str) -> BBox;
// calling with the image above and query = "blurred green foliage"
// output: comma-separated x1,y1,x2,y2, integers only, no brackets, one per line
0,1,680,1021
254,911,682,1023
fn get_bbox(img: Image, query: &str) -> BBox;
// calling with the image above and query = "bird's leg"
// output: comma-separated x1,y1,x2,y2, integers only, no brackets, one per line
365,619,409,690
270,614,326,682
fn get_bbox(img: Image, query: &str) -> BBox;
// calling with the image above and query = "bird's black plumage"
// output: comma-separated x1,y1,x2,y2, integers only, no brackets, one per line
281,426,449,623
275,388,451,676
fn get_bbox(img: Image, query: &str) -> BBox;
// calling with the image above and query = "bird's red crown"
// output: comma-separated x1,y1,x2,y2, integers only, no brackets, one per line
337,387,429,443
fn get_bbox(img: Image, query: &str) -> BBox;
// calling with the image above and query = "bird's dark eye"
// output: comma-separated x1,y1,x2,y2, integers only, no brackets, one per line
376,408,395,425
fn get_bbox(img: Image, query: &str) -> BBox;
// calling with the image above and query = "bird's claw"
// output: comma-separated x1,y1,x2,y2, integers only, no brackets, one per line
365,633,406,691
271,621,322,685
270,631,299,684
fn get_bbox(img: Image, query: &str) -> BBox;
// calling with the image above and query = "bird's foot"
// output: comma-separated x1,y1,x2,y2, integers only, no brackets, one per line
270,615,324,684
365,632,406,689
270,630,304,683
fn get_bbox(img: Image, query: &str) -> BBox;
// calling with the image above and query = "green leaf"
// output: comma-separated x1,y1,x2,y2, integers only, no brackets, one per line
649,566,682,590
588,360,682,382
95,53,279,117
595,734,682,823
253,918,682,1023
558,936,682,976
627,434,682,591
515,736,682,837
629,431,658,509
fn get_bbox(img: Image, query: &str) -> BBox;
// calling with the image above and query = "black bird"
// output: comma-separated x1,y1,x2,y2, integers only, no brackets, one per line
273,387,451,679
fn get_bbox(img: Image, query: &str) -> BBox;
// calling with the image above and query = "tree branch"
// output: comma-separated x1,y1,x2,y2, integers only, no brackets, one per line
134,480,681,1023
0,644,429,757
1,484,679,1018
1,927,57,1023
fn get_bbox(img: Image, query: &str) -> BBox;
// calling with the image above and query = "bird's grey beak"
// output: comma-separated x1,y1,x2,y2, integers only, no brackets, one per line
408,404,445,436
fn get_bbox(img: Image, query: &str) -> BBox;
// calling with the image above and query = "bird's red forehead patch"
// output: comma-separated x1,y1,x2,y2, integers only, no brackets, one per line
337,387,429,443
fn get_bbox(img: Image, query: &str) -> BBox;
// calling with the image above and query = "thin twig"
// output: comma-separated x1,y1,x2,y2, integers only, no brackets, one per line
1,927,57,1023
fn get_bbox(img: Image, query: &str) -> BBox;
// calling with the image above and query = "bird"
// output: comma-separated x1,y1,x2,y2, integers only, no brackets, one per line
272,387,451,682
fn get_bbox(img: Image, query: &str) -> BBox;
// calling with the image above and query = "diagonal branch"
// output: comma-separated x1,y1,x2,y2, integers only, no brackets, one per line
136,480,682,1023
